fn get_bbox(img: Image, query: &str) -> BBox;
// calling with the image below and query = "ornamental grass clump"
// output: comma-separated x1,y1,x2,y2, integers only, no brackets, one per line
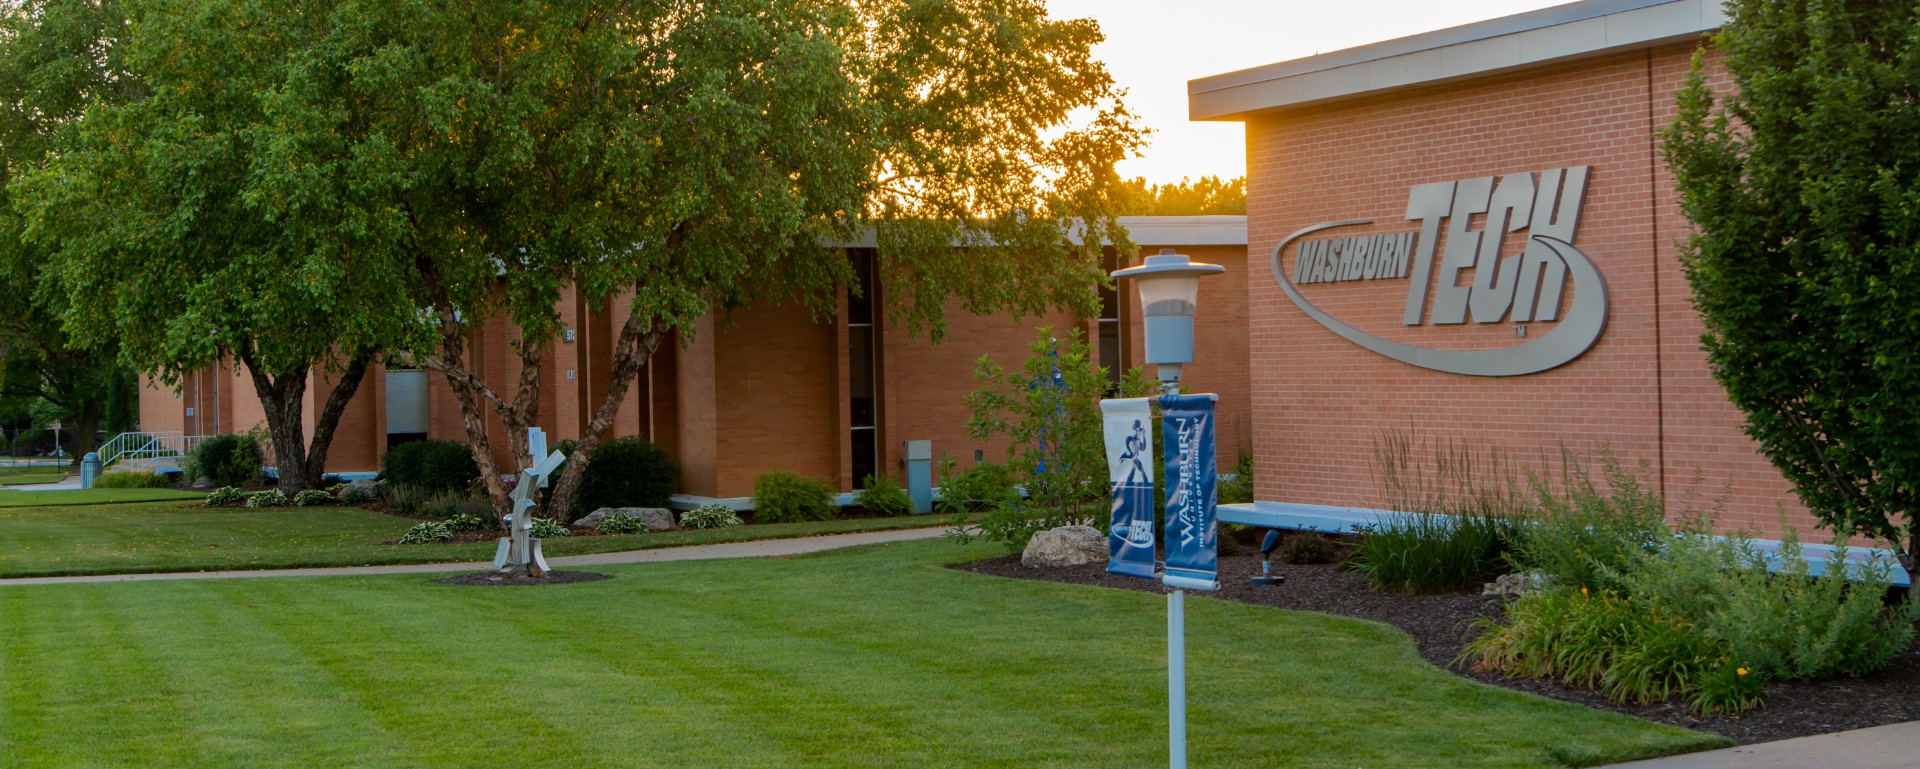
1348,433,1522,593
1507,448,1669,593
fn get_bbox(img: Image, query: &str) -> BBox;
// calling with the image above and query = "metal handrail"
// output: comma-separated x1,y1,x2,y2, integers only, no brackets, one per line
98,431,208,467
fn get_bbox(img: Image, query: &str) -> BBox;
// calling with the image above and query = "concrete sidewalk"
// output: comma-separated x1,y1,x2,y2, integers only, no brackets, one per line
1603,720,1920,768
0,525,951,587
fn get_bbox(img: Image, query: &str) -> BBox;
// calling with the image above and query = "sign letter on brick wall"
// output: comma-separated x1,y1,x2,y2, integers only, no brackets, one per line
1268,166,1606,377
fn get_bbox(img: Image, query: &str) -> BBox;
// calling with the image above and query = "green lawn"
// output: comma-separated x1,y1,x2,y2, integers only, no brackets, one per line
0,499,960,577
0,538,1725,768
0,464,67,487
0,488,206,507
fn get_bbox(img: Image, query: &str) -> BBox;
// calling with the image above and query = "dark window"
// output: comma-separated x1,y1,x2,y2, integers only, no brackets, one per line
848,249,881,488
1099,250,1125,390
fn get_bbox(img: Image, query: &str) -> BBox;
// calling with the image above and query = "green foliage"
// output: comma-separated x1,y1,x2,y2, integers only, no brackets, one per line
292,489,332,507
1507,449,1669,594
377,483,433,516
1349,512,1518,594
1467,522,1917,716
184,434,263,488
244,489,288,509
204,486,245,507
0,0,133,464
1280,532,1340,566
379,441,479,495
444,512,490,534
529,517,569,539
571,437,677,515
934,457,1022,514
857,473,913,517
338,486,372,505
596,513,651,535
682,504,743,529
1352,434,1522,593
1625,528,1917,683
964,328,1149,549
93,471,170,489
422,490,492,521
1114,175,1246,216
1664,0,1920,564
398,521,453,545
1219,453,1255,505
753,472,837,524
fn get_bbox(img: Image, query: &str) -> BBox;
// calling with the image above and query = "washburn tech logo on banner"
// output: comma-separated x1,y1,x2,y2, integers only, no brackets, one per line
1270,166,1608,377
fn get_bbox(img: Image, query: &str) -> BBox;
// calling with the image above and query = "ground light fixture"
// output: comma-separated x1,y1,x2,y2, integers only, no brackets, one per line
1111,248,1225,769
1112,248,1226,388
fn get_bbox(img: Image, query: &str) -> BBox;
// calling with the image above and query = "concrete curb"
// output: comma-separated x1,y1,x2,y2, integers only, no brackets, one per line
1601,720,1920,768
0,525,952,587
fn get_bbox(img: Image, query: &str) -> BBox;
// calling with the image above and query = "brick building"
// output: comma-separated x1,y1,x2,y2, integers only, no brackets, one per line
1188,0,1821,536
137,217,1249,500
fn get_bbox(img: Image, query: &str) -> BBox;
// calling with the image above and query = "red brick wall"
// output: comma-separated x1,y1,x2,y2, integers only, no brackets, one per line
1243,44,1813,538
712,302,840,496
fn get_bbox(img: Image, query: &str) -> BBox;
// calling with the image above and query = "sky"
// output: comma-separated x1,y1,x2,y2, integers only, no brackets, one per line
1044,0,1575,184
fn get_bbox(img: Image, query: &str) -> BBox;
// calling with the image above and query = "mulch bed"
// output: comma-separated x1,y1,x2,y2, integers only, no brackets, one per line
434,570,611,587
958,551,1920,746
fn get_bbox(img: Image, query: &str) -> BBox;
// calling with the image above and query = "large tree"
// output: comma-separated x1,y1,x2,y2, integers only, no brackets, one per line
14,0,422,490
0,0,140,462
1665,0,1920,568
254,0,1142,521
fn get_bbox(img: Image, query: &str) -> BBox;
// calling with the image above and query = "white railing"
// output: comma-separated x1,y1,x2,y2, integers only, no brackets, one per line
97,431,212,467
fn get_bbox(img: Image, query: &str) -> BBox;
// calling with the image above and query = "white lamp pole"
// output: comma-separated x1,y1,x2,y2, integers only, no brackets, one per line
1112,248,1224,769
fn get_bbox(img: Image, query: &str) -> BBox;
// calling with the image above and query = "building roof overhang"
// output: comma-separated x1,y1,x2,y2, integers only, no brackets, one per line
1188,0,1724,121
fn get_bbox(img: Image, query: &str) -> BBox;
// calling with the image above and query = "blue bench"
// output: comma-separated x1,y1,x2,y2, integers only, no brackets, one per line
1218,500,1912,589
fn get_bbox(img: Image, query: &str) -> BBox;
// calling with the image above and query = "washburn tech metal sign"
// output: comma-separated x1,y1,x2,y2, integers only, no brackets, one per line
1269,166,1607,377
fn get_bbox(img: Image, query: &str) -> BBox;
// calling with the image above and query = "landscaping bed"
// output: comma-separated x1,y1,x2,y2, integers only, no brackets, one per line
960,550,1920,746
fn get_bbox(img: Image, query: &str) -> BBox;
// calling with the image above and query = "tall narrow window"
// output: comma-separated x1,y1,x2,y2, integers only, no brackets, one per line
1098,250,1124,391
848,249,880,487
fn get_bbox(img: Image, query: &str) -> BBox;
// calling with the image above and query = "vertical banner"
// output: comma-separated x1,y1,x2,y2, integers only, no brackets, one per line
1101,398,1157,579
1160,393,1219,591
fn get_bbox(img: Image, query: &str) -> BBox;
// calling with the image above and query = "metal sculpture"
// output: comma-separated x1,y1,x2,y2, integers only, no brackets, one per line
492,427,567,579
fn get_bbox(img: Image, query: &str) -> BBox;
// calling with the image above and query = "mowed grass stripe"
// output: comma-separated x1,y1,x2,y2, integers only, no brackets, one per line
1,539,1726,768
0,588,213,767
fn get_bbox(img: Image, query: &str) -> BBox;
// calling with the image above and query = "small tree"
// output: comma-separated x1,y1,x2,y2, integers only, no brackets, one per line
1665,0,1920,568
965,327,1147,548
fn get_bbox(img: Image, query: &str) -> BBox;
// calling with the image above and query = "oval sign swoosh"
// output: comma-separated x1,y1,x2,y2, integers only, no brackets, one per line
1268,221,1608,377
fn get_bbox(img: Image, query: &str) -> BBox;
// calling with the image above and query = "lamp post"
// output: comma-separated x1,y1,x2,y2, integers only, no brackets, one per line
1113,248,1225,390
1112,247,1223,769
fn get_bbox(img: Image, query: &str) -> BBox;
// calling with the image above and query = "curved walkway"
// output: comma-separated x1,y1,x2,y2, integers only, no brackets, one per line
0,526,951,587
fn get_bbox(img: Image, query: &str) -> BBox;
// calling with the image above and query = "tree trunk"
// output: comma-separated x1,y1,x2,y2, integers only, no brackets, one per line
239,349,311,491
545,310,669,524
67,398,104,466
235,347,375,493
298,351,373,488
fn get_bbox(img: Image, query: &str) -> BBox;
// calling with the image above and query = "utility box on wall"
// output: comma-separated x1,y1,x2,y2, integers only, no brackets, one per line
903,440,933,514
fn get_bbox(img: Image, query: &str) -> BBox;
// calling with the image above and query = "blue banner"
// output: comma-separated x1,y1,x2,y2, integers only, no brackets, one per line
1101,398,1157,579
1161,393,1219,591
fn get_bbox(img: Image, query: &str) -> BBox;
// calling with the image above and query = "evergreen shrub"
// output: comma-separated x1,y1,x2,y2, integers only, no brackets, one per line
753,472,836,523
379,440,479,494
572,436,677,513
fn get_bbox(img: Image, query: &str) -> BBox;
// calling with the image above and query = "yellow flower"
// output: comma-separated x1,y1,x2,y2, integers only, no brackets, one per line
1737,667,1749,677
1580,586,1589,597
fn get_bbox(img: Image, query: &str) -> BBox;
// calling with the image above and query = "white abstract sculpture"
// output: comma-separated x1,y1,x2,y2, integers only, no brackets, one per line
492,427,567,579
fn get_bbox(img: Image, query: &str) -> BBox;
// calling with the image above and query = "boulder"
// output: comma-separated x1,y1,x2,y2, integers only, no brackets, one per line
346,478,384,498
189,476,215,490
574,507,675,532
1482,572,1553,597
1021,525,1107,568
